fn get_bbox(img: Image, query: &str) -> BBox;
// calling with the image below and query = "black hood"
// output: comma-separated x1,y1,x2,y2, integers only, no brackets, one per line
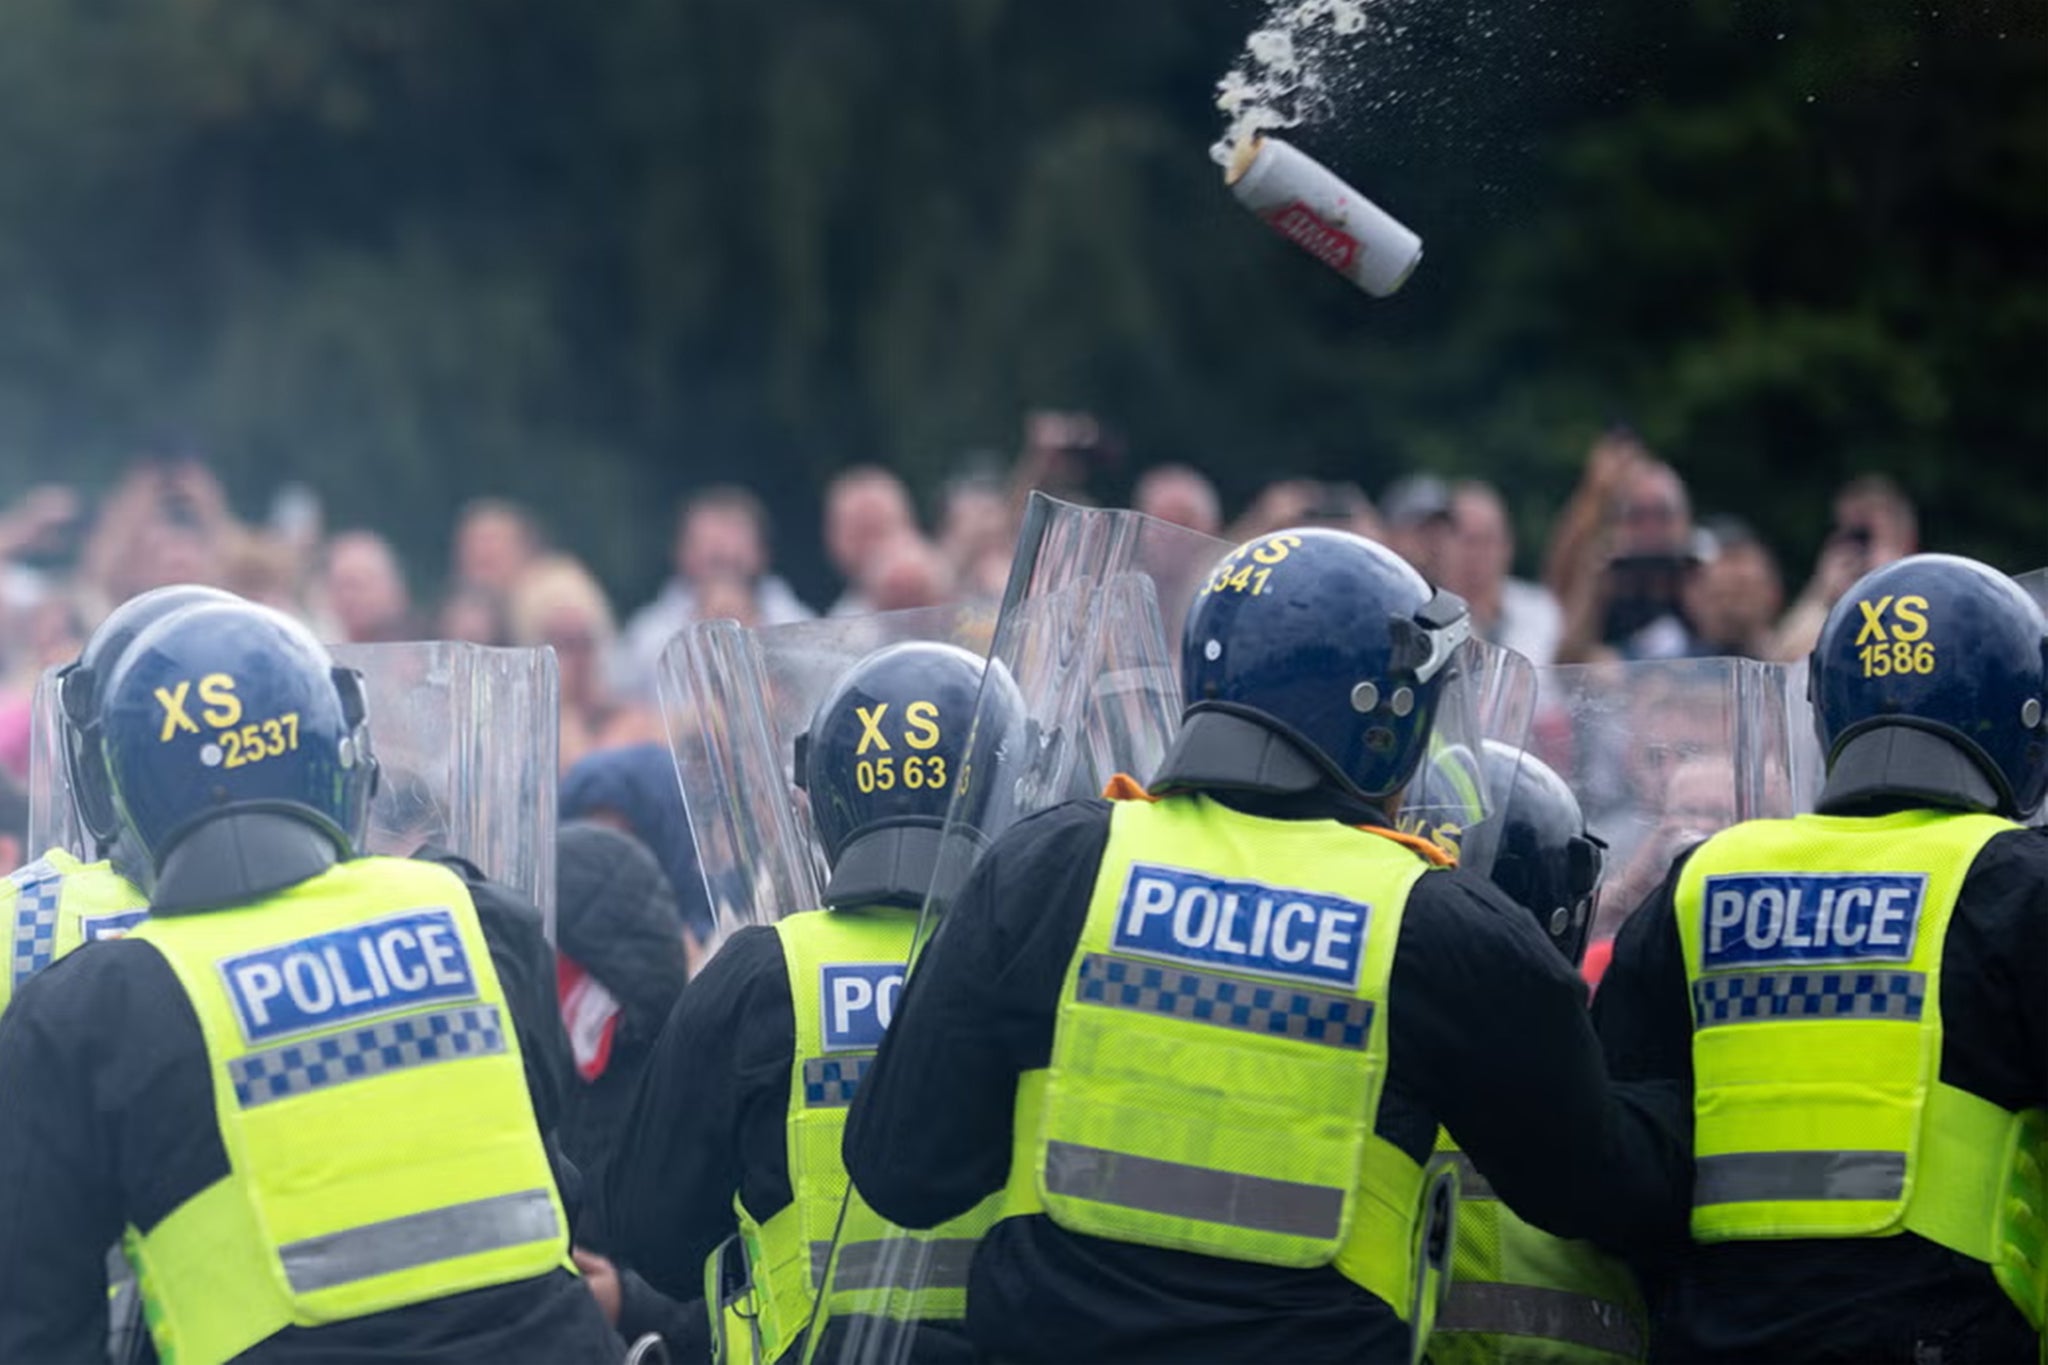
555,821,691,1044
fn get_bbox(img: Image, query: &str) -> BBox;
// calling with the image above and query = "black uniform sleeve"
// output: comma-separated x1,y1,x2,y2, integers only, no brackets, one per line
844,800,1113,1231
423,851,575,1138
596,925,793,1301
1943,827,2048,1111
1393,868,1692,1255
0,942,220,1364
1589,854,1697,1087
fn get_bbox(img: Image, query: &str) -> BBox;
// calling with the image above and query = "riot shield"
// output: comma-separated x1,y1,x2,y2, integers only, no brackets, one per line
29,644,561,932
26,667,87,859
331,642,560,931
2017,566,2047,614
1532,657,1807,952
657,603,1001,953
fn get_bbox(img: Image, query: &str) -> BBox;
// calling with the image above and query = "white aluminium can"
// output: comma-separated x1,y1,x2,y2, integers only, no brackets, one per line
1226,136,1424,298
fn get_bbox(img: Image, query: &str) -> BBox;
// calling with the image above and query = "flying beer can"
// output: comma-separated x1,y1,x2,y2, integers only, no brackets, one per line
1226,135,1423,298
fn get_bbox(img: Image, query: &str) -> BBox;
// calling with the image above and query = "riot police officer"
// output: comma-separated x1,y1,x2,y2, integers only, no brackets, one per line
1,584,235,1014
0,599,619,1362
843,528,1679,1365
1425,743,1649,1365
1594,553,2048,1361
600,641,1026,1363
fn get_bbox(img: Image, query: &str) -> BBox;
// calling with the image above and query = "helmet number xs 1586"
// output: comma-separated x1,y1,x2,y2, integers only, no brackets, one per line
1852,594,1935,679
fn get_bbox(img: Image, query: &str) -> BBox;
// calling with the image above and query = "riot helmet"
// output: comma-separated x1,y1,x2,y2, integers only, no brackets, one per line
1155,527,1473,804
1479,742,1606,968
97,601,380,889
796,641,1026,908
57,584,240,854
1811,554,2048,819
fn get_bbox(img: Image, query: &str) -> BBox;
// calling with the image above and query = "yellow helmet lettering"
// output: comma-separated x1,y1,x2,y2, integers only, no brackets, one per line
198,673,243,729
903,700,942,751
855,704,892,755
1889,595,1929,643
155,682,199,742
1853,596,1894,645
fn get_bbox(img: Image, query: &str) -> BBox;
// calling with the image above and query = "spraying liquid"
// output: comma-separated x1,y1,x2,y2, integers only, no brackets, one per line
1212,0,1373,169
1215,1,1423,297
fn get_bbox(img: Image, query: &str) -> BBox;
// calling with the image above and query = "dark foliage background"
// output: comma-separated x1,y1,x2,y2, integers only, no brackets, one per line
0,0,2039,604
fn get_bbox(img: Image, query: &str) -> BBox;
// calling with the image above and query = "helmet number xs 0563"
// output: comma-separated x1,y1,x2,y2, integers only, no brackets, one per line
855,754,946,794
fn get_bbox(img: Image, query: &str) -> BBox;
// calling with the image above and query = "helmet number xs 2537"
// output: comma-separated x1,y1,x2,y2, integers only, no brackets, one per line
209,714,302,770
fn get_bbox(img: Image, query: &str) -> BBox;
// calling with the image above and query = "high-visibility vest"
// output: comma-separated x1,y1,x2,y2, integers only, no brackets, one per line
125,856,572,1365
1426,1139,1647,1365
1676,809,2046,1331
712,906,998,1365
1001,793,1459,1346
4,848,148,1009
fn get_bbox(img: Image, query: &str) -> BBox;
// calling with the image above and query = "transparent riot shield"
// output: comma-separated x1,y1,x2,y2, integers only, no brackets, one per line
1394,640,1539,876
804,498,1223,1365
657,603,1001,954
29,644,561,932
26,667,87,859
332,642,561,932
1533,657,1807,952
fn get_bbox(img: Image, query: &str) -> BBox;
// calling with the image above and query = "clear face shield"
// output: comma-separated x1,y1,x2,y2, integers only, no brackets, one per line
27,667,89,860
1393,636,1538,878
1534,657,1809,946
658,603,1001,957
331,642,561,936
803,496,1239,1365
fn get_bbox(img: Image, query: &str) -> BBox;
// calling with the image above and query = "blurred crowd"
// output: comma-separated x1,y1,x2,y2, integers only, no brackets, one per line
0,416,1928,814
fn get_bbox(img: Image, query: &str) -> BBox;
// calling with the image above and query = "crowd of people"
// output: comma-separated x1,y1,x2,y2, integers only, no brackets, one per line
0,418,1930,806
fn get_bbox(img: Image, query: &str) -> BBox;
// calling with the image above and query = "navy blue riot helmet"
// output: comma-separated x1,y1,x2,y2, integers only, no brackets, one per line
796,641,1026,908
1480,743,1606,968
58,584,241,854
96,601,379,883
1811,554,2048,820
1154,527,1473,803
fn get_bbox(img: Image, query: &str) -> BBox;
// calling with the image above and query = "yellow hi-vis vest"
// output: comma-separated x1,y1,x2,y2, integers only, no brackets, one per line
5,848,148,1009
1427,1137,1647,1365
1676,809,2047,1331
125,856,572,1365
711,906,999,1365
1001,793,1460,1346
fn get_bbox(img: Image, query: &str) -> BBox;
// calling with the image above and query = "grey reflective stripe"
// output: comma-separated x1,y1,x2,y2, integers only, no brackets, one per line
278,1187,560,1295
1694,1150,1905,1206
801,1054,871,1108
1045,1139,1344,1240
1438,1282,1645,1358
808,1239,976,1293
1441,1152,1496,1201
1692,969,1925,1028
1075,953,1372,1050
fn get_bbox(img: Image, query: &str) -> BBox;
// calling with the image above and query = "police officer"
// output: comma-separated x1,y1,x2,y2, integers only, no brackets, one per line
0,599,619,1362
600,641,1025,1363
843,528,1680,1365
1425,743,1649,1365
1,584,235,1013
1593,553,2048,1361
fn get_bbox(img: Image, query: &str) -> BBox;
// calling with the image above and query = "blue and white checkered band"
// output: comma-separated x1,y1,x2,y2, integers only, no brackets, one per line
1075,952,1373,1050
802,1054,872,1108
1692,970,1927,1029
10,859,63,988
227,1004,507,1107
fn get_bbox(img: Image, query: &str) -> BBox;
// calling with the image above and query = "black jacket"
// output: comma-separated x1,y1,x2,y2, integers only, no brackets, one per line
0,855,621,1365
555,822,692,1182
1593,819,2048,1363
840,790,1685,1365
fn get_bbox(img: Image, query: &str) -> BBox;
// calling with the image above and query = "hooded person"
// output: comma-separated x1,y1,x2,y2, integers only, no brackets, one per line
554,821,692,1178
561,744,715,962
